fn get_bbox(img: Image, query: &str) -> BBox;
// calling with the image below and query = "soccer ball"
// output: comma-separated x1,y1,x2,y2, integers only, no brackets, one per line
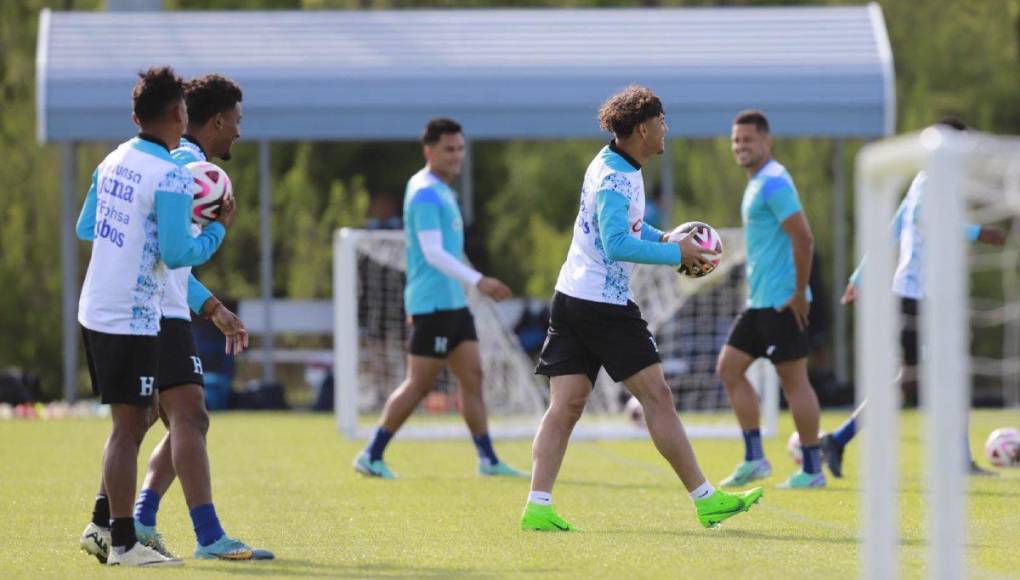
624,396,645,428
984,427,1020,467
787,431,826,465
187,161,233,226
667,221,723,278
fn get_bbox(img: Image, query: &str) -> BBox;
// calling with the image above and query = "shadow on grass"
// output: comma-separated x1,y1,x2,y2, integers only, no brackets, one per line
192,558,559,578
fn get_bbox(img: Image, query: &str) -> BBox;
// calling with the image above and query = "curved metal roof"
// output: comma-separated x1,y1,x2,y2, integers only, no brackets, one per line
37,4,894,142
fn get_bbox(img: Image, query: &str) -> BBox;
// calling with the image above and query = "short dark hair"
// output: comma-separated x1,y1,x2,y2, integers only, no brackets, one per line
734,109,770,134
936,115,968,131
185,74,243,126
132,66,185,123
422,117,462,146
598,85,663,137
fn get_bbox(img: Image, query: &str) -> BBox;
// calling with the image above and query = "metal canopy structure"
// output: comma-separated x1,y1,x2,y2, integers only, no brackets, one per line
37,4,894,400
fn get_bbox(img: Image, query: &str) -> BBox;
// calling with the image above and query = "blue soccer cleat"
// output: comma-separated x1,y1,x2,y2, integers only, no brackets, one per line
194,534,274,561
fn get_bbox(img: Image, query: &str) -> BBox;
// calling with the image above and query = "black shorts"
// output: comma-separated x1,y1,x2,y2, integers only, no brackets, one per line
409,308,477,358
725,307,809,364
81,326,159,407
157,318,204,390
900,297,920,367
535,291,661,385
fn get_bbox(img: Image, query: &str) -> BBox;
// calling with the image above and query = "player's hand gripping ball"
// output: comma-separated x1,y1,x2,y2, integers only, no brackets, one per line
668,221,723,278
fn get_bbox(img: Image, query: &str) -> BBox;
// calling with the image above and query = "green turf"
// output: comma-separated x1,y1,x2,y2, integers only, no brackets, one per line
1,409,1018,578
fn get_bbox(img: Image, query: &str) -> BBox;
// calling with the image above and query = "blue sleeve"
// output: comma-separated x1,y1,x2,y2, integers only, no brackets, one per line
187,273,213,315
76,170,98,241
762,178,802,223
155,167,226,268
640,222,665,242
596,189,680,265
409,187,442,232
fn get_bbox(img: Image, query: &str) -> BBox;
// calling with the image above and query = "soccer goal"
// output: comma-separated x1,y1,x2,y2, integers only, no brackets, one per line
333,227,779,440
855,127,1020,579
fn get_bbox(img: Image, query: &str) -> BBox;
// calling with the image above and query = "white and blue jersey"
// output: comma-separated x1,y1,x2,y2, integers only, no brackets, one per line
403,168,468,315
77,135,225,335
163,136,213,320
555,143,679,305
850,170,981,299
741,159,811,309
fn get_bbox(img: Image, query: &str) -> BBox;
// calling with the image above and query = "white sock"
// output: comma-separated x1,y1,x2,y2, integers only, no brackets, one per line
689,481,715,500
528,491,552,506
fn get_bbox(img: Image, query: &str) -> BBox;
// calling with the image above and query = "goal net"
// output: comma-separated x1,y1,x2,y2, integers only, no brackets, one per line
333,227,778,440
855,128,1020,579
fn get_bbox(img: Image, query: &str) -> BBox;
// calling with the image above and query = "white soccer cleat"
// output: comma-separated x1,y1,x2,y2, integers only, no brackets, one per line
107,542,184,567
79,522,111,564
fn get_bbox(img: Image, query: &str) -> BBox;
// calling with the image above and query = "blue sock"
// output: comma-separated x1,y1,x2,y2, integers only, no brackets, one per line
472,432,499,465
367,427,393,462
832,417,858,447
802,444,822,475
190,503,226,547
742,429,764,461
133,488,161,527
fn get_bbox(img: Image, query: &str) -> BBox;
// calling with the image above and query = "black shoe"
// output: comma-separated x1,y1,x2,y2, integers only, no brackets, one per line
821,433,845,478
968,461,997,477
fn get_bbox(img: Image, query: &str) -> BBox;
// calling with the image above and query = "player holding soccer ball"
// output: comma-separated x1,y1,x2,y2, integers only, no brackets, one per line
829,117,1007,478
78,73,271,564
522,86,762,532
74,67,229,566
716,110,826,489
353,118,525,479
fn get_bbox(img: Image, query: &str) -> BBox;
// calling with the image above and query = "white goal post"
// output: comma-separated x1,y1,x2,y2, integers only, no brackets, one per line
856,127,1020,580
333,227,779,441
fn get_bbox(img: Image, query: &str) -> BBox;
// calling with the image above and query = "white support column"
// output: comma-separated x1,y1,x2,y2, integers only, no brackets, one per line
856,140,904,580
921,128,968,580
61,142,78,402
833,139,849,384
259,140,274,383
660,139,674,224
334,228,360,438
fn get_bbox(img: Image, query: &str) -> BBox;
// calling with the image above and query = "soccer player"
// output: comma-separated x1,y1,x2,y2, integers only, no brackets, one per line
79,74,272,562
716,110,826,489
353,118,525,479
827,117,1006,478
75,67,228,566
522,86,763,532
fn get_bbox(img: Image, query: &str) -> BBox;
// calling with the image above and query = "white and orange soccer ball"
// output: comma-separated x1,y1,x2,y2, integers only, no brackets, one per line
667,221,723,278
984,427,1020,468
187,161,233,226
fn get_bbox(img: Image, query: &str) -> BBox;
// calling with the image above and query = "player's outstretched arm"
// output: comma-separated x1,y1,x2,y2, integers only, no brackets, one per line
155,167,227,268
75,170,99,241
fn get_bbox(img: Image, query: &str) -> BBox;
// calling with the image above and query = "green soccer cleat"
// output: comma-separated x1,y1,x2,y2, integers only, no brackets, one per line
194,534,275,561
695,488,763,528
777,470,827,489
720,458,772,487
479,460,528,478
520,502,580,532
134,521,175,559
353,452,397,479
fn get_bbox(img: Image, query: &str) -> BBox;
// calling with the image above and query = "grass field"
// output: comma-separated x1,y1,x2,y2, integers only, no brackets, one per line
2,409,1019,579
